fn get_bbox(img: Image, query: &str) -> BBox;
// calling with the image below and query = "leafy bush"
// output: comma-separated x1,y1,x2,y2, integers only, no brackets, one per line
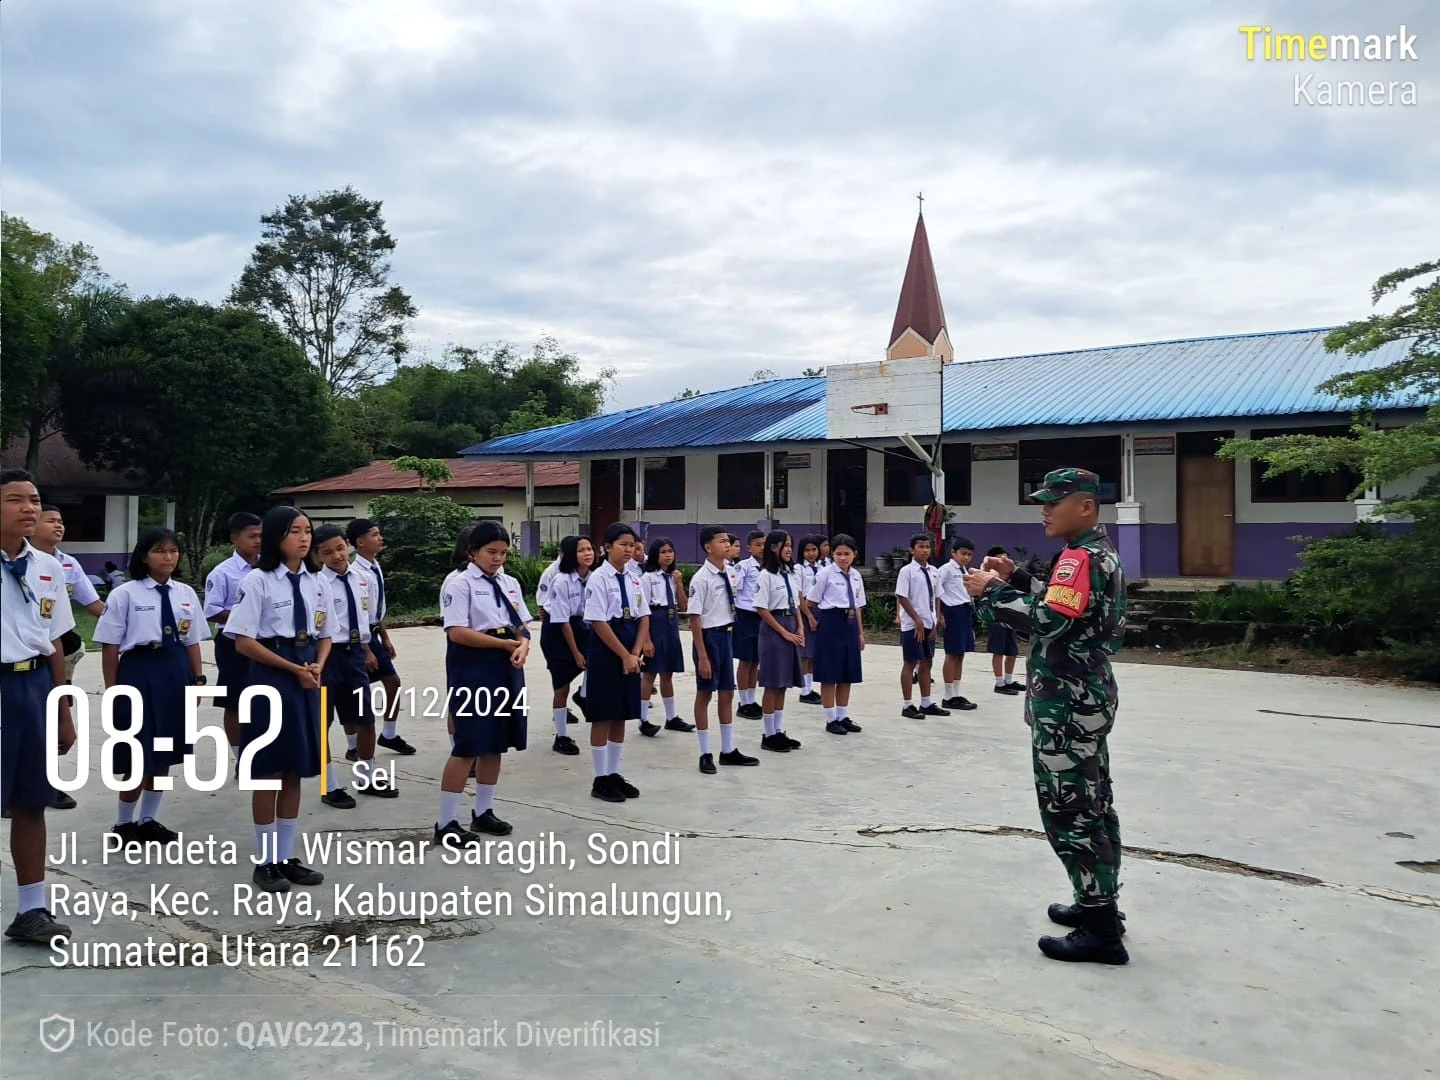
540,540,560,559
503,553,547,594
864,595,897,634
1189,582,1292,624
368,494,475,610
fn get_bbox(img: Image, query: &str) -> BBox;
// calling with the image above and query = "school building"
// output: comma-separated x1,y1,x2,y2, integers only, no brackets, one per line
460,213,1431,580
274,458,581,544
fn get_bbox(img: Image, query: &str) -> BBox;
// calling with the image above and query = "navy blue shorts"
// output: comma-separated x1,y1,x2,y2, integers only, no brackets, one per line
986,624,1020,656
942,604,976,656
693,625,737,693
1,665,57,812
367,632,398,682
213,632,247,711
733,609,761,664
325,643,375,728
901,628,936,663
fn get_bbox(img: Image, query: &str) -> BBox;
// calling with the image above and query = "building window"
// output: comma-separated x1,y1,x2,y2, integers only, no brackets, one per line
1018,436,1121,503
1249,426,1364,502
623,457,688,512
717,452,765,509
52,495,107,542
883,443,972,506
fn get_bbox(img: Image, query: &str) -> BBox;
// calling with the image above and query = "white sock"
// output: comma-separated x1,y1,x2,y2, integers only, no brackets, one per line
737,688,748,706
825,707,837,723
697,729,711,756
346,733,358,751
355,758,372,785
116,799,137,826
231,744,242,764
474,783,495,816
996,677,1006,687
138,790,164,823
1006,674,1018,685
327,768,345,793
774,708,784,731
606,740,623,775
383,721,398,739
803,673,813,692
720,723,736,754
591,747,608,778
839,705,850,720
945,682,956,698
762,712,776,736
438,791,462,828
275,818,298,863
921,696,933,708
663,696,677,720
902,699,912,710
553,708,568,737
17,881,46,914
254,823,276,865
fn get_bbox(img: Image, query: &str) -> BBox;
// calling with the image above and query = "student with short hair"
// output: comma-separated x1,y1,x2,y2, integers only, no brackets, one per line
1,468,78,944
94,527,209,846
755,530,804,753
806,533,865,735
437,520,531,845
688,526,760,773
205,512,263,765
638,536,694,736
347,518,413,755
314,525,391,810
895,532,950,719
225,506,331,893
794,534,823,705
985,545,1024,694
935,535,979,710
732,530,766,719
541,534,593,756
582,523,651,802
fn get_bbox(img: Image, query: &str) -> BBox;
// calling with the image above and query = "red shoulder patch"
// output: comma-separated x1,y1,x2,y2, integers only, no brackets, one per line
1044,549,1092,617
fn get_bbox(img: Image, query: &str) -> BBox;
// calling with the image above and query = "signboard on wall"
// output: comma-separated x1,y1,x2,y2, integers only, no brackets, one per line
780,454,811,469
972,443,1018,461
1134,437,1175,456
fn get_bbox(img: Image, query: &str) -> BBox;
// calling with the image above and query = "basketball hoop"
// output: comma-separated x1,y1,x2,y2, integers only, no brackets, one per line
850,402,889,415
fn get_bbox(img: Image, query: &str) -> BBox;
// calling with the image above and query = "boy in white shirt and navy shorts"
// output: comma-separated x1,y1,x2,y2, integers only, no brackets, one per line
936,535,979,710
895,533,949,719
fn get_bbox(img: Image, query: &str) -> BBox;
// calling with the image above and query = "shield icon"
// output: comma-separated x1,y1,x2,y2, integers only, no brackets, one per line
39,1013,75,1053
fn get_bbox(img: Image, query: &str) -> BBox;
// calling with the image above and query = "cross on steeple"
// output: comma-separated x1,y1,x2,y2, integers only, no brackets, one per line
916,191,924,214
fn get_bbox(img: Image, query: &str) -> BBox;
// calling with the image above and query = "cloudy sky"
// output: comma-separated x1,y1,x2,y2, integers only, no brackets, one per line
6,0,1437,411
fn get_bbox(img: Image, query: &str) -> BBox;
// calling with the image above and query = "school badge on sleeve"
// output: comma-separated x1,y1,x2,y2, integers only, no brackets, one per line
1044,549,1092,617
315,610,327,630
178,619,192,635
40,597,56,618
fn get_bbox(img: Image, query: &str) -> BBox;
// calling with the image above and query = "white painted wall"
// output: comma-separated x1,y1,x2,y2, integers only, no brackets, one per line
62,495,141,556
289,489,581,541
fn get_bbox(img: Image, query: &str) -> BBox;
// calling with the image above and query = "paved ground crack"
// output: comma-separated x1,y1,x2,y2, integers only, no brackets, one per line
1255,708,1440,730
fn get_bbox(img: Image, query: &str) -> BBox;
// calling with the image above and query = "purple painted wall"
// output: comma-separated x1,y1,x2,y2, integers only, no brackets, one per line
1141,523,1179,578
1231,521,1359,579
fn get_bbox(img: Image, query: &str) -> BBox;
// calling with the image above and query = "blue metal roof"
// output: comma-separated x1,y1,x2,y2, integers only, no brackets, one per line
463,328,1425,457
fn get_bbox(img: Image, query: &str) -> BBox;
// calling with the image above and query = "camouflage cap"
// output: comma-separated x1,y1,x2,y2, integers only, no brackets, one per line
1029,467,1100,503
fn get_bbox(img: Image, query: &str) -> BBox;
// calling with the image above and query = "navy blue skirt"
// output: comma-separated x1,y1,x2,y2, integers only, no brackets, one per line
758,611,804,689
324,642,374,727
447,637,528,756
582,618,641,723
798,607,818,660
213,632,246,711
541,617,590,689
733,608,761,664
813,607,863,686
244,638,322,778
647,608,685,675
114,644,192,776
1,666,56,812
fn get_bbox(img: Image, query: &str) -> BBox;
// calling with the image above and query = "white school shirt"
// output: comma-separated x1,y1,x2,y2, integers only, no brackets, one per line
225,565,334,642
1,542,76,661
54,548,101,607
535,558,562,609
544,571,590,621
442,564,532,633
796,561,818,599
687,561,740,629
626,558,645,581
641,569,682,613
734,556,761,611
806,564,866,611
352,553,386,624
320,565,376,645
583,561,650,623
93,578,209,653
935,560,972,608
894,560,939,632
755,568,801,613
204,551,254,620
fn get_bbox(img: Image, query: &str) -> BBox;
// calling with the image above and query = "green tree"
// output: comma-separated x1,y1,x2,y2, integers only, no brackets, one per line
367,493,474,611
801,366,825,377
392,455,454,491
674,388,702,400
229,187,416,396
750,368,778,381
59,297,333,578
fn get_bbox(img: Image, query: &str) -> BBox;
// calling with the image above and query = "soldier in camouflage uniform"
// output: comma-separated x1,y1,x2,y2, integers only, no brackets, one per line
965,468,1129,965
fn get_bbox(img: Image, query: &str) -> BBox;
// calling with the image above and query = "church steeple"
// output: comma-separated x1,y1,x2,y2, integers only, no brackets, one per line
887,199,952,364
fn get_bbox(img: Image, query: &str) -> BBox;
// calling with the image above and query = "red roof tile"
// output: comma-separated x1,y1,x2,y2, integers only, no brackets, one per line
274,459,579,495
888,212,948,348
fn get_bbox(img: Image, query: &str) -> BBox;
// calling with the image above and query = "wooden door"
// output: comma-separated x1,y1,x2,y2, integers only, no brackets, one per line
826,448,868,561
590,459,620,539
1179,456,1234,576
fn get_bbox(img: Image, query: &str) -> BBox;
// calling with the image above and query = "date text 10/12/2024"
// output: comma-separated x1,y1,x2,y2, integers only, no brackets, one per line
42,684,527,792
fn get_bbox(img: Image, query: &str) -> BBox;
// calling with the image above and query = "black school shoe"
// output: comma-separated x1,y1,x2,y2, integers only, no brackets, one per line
760,733,791,753
638,721,662,737
135,819,180,844
610,774,639,799
664,717,696,732
920,703,951,717
51,791,77,810
566,710,580,724
278,858,324,886
797,691,823,705
944,696,979,711
825,720,848,735
737,703,764,720
252,863,291,893
322,787,358,809
779,731,801,749
471,808,513,835
901,705,925,719
591,775,626,803
996,683,1024,695
359,779,400,799
112,821,141,847
378,734,417,755
344,748,359,762
719,748,759,766
698,753,717,774
840,718,862,733
434,820,483,848
553,735,580,755
5,907,72,944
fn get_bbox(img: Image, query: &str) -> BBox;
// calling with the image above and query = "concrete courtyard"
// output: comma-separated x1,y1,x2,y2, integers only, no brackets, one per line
3,627,1437,1079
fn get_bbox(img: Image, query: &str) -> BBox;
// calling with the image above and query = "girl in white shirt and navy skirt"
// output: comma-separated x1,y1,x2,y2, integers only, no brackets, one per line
755,529,804,754
794,534,823,704
225,506,332,893
541,534,593,757
582,523,650,804
638,536,693,737
438,520,531,847
805,533,866,736
93,527,209,847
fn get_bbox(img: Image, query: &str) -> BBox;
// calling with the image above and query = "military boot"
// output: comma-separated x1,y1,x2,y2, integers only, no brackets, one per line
1048,901,1126,935
1038,900,1129,965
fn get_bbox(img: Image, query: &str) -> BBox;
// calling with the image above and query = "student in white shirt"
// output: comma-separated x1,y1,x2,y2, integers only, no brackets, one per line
895,532,950,719
540,534,593,756
805,534,866,736
754,530,805,754
94,527,209,848
582,523,650,803
732,530,766,718
794,534,823,704
688,525,758,773
204,512,263,764
935,535,979,711
348,518,412,755
638,536,693,736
